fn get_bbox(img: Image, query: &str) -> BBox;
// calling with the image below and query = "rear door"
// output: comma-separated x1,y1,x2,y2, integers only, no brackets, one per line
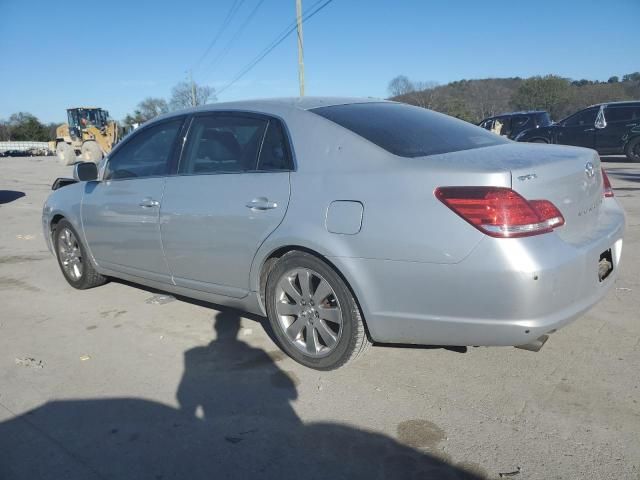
556,108,598,148
596,105,638,154
82,117,185,283
160,113,292,298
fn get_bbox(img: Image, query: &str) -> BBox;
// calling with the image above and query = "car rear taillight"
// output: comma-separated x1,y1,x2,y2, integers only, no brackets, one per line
435,187,565,238
602,168,614,198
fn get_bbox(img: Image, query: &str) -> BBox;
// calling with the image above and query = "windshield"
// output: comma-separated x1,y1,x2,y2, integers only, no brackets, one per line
311,102,508,158
67,109,107,128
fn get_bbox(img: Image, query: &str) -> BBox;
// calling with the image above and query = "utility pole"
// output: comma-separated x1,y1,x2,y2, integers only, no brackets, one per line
189,70,197,106
295,0,305,97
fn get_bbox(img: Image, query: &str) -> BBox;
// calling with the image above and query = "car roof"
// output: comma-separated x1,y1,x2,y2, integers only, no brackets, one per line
152,96,388,123
484,111,547,120
587,100,640,108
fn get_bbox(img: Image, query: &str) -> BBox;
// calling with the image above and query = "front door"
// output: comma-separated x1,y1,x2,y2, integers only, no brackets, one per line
556,108,598,148
82,117,185,283
160,113,292,297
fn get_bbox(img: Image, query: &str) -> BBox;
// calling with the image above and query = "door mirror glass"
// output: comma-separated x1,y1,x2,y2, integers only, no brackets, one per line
73,162,98,181
595,107,607,129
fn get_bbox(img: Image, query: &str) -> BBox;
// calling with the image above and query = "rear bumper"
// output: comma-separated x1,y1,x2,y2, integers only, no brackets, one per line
330,199,625,347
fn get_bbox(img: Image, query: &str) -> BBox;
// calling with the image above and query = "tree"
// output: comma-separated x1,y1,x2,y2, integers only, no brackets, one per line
6,112,50,141
387,75,415,97
607,76,619,83
138,97,169,119
511,75,571,119
0,120,10,141
123,97,169,127
622,72,640,82
169,81,215,111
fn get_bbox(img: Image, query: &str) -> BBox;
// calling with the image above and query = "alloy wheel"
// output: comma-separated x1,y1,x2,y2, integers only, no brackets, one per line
275,268,343,357
58,227,83,281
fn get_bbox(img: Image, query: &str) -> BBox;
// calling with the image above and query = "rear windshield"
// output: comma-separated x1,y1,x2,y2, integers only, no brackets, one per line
311,102,508,158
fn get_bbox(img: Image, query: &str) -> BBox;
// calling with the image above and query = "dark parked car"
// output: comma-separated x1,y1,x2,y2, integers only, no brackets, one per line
515,101,640,162
479,111,552,139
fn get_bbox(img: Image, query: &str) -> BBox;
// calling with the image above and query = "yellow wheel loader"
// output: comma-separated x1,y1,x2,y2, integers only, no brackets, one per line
51,107,121,165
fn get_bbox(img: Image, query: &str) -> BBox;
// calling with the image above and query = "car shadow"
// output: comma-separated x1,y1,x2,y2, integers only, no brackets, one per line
605,168,640,184
600,155,631,163
111,278,469,355
0,190,25,204
0,310,484,479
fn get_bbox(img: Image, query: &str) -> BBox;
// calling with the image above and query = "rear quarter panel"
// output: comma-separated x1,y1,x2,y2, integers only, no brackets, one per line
250,111,510,298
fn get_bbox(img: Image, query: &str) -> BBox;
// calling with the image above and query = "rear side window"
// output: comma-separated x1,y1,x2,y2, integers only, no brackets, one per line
311,102,507,158
105,118,183,180
511,116,530,129
257,120,293,171
605,106,638,123
179,115,268,174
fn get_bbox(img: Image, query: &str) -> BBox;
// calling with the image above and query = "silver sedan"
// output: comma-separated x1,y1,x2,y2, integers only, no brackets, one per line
42,98,625,369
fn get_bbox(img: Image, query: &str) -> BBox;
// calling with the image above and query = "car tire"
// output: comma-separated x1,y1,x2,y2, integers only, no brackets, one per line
56,142,76,166
265,251,371,370
625,137,640,162
81,141,103,163
54,219,107,289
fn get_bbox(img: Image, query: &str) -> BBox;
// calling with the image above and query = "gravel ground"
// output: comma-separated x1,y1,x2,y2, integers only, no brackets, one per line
0,155,638,479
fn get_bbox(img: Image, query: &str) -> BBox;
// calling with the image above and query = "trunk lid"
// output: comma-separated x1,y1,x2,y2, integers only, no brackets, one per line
506,144,603,243
419,143,603,243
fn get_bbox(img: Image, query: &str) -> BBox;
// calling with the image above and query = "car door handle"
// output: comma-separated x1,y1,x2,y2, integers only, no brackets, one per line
246,198,278,211
139,198,160,208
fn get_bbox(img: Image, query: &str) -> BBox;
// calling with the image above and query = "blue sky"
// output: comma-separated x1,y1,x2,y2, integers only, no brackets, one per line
0,0,638,123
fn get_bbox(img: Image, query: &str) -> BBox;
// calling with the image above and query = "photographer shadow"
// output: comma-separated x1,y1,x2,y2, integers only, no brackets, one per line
0,310,484,479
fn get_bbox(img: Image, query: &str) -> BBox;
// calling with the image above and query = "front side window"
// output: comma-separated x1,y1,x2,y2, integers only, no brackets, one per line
104,118,183,180
564,109,597,127
312,102,507,158
495,117,512,136
535,112,552,127
179,115,268,174
479,119,493,130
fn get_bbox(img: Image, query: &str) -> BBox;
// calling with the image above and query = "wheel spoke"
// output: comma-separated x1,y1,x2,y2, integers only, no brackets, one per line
312,279,332,305
276,302,299,317
64,229,73,248
280,276,302,303
286,316,306,339
318,306,342,325
315,320,337,348
305,326,319,354
297,269,312,299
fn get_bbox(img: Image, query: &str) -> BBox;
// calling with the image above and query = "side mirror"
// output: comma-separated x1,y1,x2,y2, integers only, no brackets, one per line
73,162,98,182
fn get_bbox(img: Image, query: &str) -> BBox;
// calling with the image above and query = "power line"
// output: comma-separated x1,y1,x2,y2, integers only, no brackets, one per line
216,0,334,96
191,0,246,72
201,0,267,80
207,0,325,82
